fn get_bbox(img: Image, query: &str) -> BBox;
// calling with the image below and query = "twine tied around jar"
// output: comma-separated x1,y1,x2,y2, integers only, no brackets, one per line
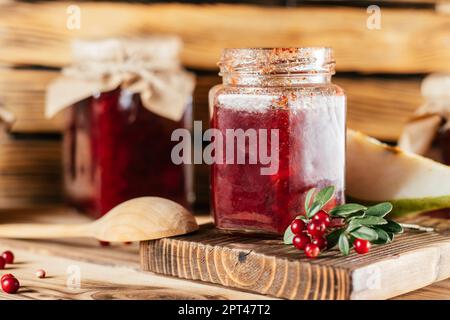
398,74,450,155
46,37,195,122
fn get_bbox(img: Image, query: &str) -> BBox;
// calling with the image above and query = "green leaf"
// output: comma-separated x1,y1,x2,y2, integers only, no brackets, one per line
347,219,362,232
372,228,390,244
315,186,335,207
329,203,366,217
283,226,295,244
326,228,344,249
350,226,379,241
307,201,322,218
365,202,393,218
338,233,350,256
386,232,395,242
345,210,366,220
379,220,403,234
347,216,386,232
304,188,316,212
350,216,388,227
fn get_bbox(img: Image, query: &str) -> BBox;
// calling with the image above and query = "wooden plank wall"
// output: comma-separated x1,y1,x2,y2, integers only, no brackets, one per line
0,2,449,73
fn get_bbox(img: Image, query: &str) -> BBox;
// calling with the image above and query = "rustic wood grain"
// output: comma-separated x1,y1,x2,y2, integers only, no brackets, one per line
0,130,62,208
0,2,449,73
0,68,62,133
141,218,450,300
0,206,447,299
0,247,270,300
394,278,450,300
1,241,448,300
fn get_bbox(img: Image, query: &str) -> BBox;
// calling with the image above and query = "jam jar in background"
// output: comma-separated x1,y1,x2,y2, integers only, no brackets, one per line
209,48,346,235
48,38,195,218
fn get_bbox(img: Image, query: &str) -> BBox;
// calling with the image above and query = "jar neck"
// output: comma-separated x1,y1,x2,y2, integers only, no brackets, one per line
222,73,332,87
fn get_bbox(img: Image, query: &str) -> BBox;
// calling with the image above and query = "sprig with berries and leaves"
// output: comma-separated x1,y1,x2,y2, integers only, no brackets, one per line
283,185,403,258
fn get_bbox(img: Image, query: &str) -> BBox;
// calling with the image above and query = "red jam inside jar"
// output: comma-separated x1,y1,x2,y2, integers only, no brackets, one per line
210,48,346,235
64,88,193,218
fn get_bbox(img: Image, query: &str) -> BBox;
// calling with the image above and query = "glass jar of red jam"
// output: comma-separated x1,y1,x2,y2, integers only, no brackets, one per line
59,38,194,218
210,48,346,235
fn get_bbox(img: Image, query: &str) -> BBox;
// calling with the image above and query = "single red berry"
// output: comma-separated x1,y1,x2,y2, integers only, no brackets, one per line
292,234,310,250
306,220,327,238
311,237,328,250
354,238,371,254
99,241,110,247
36,269,46,279
2,276,19,294
290,219,306,235
312,210,331,227
2,251,14,264
1,274,14,282
304,243,320,259
0,257,5,269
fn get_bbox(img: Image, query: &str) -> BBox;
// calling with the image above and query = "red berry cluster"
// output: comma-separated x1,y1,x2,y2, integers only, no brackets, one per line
0,250,20,294
0,250,48,294
290,210,371,258
289,210,330,258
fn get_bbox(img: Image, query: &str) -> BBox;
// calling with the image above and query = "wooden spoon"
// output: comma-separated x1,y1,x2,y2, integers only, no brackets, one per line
0,197,199,242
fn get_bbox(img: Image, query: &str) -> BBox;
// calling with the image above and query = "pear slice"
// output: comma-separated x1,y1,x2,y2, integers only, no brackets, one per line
346,130,450,216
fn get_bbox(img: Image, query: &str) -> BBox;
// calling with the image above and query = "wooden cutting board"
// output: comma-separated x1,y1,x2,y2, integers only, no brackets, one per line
140,216,450,300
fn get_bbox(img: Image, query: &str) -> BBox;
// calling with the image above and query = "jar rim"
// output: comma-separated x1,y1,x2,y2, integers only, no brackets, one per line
218,47,335,76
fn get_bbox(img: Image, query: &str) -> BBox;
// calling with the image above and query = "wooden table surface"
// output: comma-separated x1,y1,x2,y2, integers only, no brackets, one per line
0,207,448,300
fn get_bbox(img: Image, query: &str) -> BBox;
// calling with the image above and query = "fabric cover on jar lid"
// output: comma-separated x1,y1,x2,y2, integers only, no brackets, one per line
46,36,195,122
399,73,450,155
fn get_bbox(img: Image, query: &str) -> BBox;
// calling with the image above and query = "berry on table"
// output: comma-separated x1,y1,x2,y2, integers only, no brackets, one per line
312,210,331,227
2,251,14,264
0,257,5,270
292,234,310,250
99,241,110,247
306,220,327,238
311,237,327,250
1,276,19,294
304,243,320,259
1,274,14,282
354,238,371,254
36,269,46,279
290,219,306,235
